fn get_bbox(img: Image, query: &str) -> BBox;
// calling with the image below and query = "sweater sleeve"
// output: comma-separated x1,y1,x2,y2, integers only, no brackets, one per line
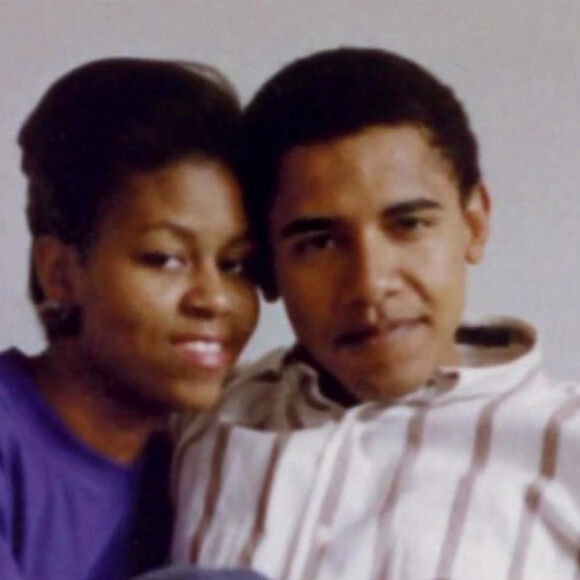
0,445,25,580
0,541,24,580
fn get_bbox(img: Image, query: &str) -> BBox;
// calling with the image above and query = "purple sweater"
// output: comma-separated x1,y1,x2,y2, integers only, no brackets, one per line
0,349,155,580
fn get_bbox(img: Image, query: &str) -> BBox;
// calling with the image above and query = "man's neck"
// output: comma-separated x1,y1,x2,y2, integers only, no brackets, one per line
291,345,360,408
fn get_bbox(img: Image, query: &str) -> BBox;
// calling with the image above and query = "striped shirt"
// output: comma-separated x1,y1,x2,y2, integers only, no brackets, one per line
172,318,580,580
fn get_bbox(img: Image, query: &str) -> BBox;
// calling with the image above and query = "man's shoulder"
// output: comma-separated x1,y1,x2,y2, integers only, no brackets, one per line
220,347,298,421
226,347,291,393
176,347,307,440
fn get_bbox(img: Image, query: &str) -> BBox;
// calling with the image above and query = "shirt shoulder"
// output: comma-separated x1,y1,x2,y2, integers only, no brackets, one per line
176,348,300,439
226,348,291,397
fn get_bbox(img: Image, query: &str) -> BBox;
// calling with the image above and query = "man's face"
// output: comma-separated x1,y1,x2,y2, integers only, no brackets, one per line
269,125,489,402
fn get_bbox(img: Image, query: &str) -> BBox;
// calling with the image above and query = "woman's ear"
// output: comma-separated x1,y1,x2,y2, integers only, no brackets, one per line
33,236,80,304
464,183,491,265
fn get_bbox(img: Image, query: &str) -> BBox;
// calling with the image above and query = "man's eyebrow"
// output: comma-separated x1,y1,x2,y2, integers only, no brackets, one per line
278,199,442,239
279,217,336,240
383,198,442,218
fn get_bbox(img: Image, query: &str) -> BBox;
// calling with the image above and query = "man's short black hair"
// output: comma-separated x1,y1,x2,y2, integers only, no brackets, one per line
19,57,241,336
242,47,481,297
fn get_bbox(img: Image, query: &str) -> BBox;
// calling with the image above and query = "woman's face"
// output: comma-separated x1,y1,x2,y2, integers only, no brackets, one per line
66,159,259,414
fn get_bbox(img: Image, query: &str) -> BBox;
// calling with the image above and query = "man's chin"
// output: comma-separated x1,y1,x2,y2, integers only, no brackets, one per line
340,364,435,403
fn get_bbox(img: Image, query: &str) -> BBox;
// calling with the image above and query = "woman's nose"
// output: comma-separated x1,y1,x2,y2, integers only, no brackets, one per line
179,263,229,318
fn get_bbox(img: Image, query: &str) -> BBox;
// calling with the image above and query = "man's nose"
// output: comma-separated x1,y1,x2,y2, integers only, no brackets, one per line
180,262,229,318
340,232,401,308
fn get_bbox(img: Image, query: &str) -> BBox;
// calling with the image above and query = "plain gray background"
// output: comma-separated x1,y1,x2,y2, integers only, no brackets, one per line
1,1,579,379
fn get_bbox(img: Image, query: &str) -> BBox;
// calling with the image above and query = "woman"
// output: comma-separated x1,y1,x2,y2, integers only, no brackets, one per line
0,58,261,580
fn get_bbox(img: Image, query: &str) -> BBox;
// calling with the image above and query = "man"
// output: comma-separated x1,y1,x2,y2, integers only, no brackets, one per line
172,48,580,579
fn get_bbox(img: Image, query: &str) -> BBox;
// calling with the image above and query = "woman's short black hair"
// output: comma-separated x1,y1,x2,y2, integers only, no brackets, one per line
19,57,241,314
242,47,481,297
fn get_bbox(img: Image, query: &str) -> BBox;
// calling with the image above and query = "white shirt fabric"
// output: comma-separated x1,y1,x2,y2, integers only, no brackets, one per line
172,318,580,580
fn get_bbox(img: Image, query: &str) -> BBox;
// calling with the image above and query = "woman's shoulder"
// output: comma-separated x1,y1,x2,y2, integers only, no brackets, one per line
0,349,47,440
0,349,30,439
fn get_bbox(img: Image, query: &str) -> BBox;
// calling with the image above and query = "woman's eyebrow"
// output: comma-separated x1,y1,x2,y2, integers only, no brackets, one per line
139,220,199,239
140,222,253,249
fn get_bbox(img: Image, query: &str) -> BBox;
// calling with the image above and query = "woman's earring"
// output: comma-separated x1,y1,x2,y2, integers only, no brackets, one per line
38,299,65,315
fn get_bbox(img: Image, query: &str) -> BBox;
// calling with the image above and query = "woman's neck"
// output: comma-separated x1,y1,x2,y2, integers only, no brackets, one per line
26,344,164,464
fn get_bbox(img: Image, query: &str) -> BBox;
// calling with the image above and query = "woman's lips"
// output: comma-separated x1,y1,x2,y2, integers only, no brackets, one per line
171,336,231,370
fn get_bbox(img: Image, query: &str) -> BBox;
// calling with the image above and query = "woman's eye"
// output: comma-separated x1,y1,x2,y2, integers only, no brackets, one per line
139,252,186,270
220,256,250,276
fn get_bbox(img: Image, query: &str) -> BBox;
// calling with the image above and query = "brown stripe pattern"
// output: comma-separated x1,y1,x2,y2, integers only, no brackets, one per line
372,405,429,578
188,423,233,562
172,324,580,579
239,433,290,567
434,367,540,578
298,421,357,579
507,394,580,580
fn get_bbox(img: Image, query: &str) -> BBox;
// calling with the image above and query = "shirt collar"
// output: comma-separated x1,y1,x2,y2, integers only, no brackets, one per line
281,317,540,408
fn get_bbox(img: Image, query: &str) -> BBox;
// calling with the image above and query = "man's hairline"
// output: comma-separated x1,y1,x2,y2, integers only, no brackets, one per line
264,121,479,233
264,121,475,218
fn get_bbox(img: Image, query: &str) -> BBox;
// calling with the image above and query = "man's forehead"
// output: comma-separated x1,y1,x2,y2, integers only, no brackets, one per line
272,124,461,217
279,122,434,160
278,123,455,181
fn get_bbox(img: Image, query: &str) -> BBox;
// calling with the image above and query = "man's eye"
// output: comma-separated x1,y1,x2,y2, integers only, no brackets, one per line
294,234,335,255
139,252,186,270
391,215,433,234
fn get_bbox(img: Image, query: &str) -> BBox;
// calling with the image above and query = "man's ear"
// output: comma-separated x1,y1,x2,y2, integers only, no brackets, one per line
463,183,491,265
33,236,81,304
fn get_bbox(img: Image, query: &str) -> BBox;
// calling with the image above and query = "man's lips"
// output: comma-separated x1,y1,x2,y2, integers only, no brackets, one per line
335,318,425,348
170,334,232,369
